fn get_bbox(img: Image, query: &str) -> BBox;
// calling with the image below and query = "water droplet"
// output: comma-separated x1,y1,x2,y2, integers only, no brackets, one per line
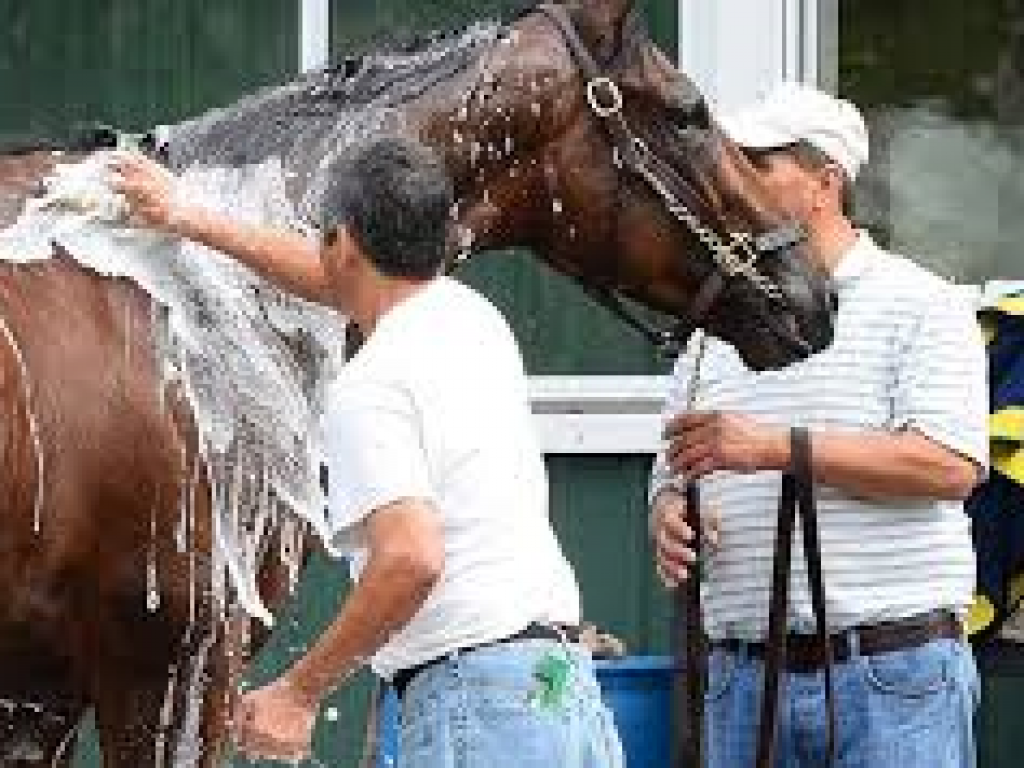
147,584,161,613
147,508,161,614
531,102,542,117
324,707,340,722
552,199,563,215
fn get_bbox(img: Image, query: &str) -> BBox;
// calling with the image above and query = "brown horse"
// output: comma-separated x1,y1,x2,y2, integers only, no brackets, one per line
0,1,836,765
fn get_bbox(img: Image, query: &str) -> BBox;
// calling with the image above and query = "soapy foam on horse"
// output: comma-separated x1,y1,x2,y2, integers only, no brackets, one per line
0,22,504,626
0,152,344,624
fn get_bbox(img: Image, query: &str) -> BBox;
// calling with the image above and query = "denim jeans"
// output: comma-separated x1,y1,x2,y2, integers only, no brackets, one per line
398,639,624,768
705,637,979,768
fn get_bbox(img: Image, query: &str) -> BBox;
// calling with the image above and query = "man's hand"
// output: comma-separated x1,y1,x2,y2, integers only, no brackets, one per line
232,676,318,763
664,411,789,480
651,489,720,589
108,151,183,233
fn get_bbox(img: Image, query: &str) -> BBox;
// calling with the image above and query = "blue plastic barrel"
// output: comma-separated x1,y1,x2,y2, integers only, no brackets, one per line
596,656,675,767
376,655,675,767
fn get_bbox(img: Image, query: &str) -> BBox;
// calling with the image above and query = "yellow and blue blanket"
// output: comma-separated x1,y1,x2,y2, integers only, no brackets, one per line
967,289,1024,641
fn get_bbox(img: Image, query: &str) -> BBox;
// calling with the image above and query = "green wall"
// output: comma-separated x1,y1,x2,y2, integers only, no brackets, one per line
0,0,296,139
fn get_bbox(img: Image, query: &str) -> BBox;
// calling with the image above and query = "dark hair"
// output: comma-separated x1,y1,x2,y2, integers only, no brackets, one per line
319,136,454,279
742,140,855,216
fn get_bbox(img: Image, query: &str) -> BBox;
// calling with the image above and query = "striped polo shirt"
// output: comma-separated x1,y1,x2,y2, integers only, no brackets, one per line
651,232,989,641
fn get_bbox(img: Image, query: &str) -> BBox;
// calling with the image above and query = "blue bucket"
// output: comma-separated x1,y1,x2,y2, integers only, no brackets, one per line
376,655,675,767
596,656,675,767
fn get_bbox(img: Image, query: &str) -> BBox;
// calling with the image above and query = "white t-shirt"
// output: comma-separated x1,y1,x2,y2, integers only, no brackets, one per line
324,276,581,677
652,233,989,640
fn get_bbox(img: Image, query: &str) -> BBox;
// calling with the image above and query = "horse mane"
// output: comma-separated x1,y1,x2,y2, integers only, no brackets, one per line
0,3,540,163
164,19,507,173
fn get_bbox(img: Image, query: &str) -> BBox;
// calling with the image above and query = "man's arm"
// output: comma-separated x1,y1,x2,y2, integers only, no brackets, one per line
169,205,333,305
111,151,334,305
783,427,980,500
663,412,981,502
231,498,442,761
284,498,444,705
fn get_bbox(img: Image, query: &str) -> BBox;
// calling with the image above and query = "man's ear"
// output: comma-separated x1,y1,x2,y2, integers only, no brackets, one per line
324,226,358,269
814,164,846,213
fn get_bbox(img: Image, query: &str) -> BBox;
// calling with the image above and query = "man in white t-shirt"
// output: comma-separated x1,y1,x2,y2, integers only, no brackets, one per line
650,84,988,767
114,137,622,767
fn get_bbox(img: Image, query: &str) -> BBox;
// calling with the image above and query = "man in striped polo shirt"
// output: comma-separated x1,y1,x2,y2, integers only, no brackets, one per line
650,83,988,767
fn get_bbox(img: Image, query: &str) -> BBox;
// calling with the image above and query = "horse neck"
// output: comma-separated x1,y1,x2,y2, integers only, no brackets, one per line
410,43,576,256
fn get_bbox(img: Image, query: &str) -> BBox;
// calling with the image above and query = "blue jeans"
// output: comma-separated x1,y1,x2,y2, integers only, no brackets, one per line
398,639,623,768
705,637,979,768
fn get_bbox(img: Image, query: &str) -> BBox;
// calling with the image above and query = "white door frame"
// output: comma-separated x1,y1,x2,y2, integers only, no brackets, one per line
677,0,829,114
299,0,330,73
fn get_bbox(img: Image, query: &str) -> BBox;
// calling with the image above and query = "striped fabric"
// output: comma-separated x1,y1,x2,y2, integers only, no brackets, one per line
651,232,989,641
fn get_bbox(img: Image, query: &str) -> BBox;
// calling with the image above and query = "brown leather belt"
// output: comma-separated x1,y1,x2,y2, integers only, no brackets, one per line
714,609,962,674
389,622,583,699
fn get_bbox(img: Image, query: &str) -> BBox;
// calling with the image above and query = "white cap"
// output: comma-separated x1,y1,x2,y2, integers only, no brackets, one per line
719,82,869,181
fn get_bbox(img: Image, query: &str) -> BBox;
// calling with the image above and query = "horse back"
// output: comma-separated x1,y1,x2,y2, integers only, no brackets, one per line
0,248,211,665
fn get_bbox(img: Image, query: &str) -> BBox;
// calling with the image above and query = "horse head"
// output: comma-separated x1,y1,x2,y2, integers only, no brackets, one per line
421,1,837,369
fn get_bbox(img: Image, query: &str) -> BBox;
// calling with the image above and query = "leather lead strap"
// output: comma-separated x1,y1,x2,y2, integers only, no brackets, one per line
755,427,835,768
676,479,704,768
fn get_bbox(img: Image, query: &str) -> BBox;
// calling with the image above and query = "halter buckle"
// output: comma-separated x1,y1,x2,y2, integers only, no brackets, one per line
586,77,623,118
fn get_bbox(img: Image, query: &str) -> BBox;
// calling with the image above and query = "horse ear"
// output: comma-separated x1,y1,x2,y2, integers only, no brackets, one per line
566,0,636,62
566,1,711,127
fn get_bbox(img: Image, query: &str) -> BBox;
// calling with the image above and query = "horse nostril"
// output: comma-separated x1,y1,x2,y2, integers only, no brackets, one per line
829,291,839,314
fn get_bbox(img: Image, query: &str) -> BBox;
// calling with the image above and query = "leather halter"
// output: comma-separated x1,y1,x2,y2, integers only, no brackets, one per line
758,427,835,766
534,4,806,357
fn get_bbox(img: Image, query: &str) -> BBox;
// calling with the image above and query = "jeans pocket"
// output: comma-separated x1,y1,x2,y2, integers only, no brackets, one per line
469,683,569,767
865,641,951,699
704,648,738,703
862,642,968,767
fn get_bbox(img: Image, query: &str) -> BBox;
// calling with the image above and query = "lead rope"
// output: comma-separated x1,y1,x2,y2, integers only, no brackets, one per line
674,330,707,768
755,428,834,768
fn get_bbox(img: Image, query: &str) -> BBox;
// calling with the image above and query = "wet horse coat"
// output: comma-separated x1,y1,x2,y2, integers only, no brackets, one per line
0,2,836,765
